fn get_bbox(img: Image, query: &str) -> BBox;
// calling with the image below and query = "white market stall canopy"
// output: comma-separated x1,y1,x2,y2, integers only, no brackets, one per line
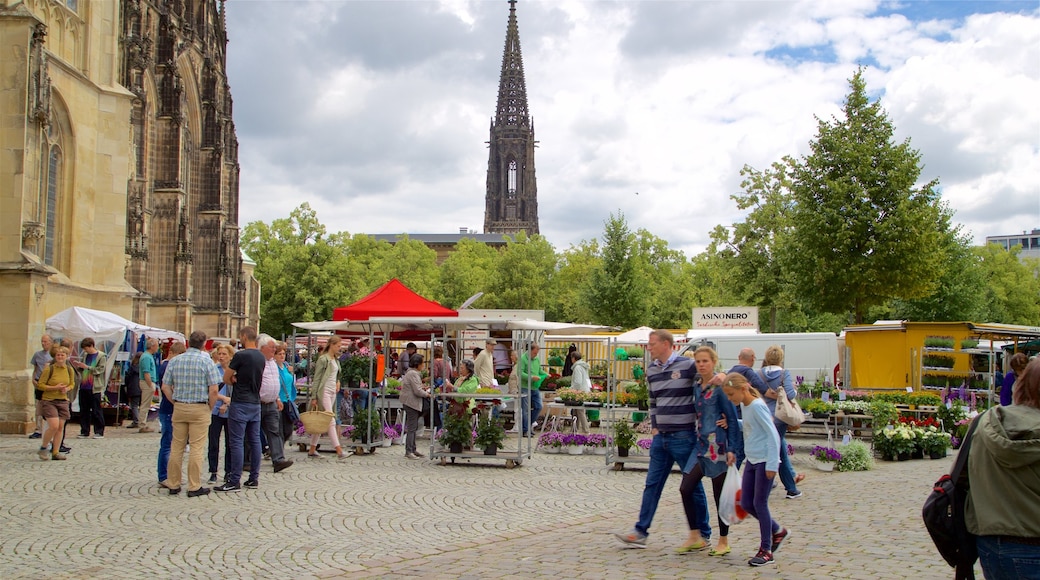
45,306,184,346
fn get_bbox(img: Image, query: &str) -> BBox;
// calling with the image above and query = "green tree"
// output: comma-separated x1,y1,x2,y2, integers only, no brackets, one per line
632,229,695,328
241,203,359,336
788,68,952,323
553,240,601,323
437,237,500,309
487,232,557,310
583,213,648,327
380,235,440,298
975,244,1040,325
888,231,987,322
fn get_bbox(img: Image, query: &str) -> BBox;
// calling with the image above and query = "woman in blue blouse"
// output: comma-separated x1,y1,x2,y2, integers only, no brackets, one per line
677,346,741,556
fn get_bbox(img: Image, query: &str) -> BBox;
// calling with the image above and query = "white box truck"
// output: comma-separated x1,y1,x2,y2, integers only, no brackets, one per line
682,331,840,384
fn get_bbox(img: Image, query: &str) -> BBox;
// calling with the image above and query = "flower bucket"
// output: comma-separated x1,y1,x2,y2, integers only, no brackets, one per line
543,446,560,454
566,445,584,455
381,438,392,448
816,461,835,472
393,435,405,445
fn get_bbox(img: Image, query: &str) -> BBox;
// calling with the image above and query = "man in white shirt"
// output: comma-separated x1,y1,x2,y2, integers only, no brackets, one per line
474,338,496,389
258,334,292,473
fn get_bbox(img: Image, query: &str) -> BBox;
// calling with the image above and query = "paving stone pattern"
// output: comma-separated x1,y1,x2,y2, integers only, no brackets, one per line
0,430,975,579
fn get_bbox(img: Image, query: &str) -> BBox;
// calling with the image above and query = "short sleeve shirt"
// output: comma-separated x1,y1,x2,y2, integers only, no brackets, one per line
228,348,265,405
139,352,158,388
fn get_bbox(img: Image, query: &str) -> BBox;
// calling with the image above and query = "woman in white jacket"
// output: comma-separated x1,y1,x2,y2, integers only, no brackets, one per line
569,352,592,433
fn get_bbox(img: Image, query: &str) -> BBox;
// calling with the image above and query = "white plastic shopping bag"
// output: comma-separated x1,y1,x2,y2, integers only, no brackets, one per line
718,463,747,526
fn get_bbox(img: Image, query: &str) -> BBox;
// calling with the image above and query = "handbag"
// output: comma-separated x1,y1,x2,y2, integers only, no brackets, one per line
775,386,805,427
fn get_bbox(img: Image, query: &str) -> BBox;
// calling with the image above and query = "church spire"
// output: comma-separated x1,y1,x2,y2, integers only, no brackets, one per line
485,0,539,235
495,0,529,129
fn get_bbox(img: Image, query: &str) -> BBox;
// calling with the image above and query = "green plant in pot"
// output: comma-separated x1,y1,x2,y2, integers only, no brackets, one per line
351,408,379,444
475,413,506,455
628,379,649,410
613,418,637,457
438,399,473,454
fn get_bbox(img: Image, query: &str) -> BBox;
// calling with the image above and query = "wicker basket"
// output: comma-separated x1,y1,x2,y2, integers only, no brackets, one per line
299,410,335,435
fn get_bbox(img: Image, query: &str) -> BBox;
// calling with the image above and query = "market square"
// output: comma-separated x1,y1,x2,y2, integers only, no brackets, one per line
0,428,967,579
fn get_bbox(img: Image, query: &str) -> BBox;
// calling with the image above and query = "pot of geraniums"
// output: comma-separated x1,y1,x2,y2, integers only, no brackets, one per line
438,399,473,454
613,418,636,457
584,433,610,455
810,445,842,471
475,413,506,455
563,433,587,455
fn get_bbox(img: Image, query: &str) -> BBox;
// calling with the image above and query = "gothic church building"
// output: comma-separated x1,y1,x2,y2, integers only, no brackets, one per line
0,0,258,433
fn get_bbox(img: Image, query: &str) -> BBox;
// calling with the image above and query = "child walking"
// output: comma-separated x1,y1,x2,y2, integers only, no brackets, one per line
722,372,789,566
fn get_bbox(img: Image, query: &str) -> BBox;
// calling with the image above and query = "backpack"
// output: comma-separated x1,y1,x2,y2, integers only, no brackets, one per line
922,415,981,580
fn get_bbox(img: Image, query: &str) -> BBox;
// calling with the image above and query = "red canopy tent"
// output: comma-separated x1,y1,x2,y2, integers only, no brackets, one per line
332,279,458,321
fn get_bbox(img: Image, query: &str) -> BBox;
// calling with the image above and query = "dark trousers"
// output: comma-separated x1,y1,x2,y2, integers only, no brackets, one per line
79,390,105,436
208,414,229,475
127,395,142,424
261,402,286,463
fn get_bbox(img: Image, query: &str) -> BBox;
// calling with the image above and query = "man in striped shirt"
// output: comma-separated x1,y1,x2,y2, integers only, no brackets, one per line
616,329,711,548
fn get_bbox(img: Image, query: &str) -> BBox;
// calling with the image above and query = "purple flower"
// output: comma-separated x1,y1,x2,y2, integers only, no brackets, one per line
787,443,795,456
811,445,842,462
636,438,653,450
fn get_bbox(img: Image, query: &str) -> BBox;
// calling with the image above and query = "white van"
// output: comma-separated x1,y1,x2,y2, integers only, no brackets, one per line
681,331,840,385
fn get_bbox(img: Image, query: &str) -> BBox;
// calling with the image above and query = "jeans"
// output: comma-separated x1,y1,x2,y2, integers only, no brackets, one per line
157,411,173,483
741,461,781,552
520,391,533,434
208,414,229,475
261,402,285,463
79,390,104,436
165,403,211,491
635,430,707,537
775,422,799,494
227,402,262,486
531,390,543,427
977,535,1040,580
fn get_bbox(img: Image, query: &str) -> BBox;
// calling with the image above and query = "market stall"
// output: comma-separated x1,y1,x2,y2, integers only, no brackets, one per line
45,306,184,420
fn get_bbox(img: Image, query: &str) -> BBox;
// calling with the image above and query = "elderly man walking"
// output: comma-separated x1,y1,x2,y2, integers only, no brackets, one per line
258,334,293,473
135,338,160,433
161,331,221,497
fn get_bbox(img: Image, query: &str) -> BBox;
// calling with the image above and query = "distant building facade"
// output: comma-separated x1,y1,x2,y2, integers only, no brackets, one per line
986,229,1040,262
484,0,539,235
372,230,511,265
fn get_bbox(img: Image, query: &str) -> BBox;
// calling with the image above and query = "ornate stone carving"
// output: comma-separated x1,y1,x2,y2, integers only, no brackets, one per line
29,24,51,126
22,221,44,250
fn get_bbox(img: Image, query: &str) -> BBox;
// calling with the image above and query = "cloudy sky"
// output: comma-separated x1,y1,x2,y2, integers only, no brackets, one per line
225,0,1040,256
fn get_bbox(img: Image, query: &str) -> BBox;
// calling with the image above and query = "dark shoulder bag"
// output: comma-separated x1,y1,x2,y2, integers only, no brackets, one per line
922,414,981,580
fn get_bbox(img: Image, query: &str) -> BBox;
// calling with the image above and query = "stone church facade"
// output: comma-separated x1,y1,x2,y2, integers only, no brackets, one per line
0,0,258,433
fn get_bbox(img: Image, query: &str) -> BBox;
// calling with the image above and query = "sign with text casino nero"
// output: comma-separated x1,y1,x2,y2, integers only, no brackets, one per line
691,307,759,330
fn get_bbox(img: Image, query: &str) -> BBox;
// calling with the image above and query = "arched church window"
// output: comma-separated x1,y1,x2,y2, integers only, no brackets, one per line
44,146,62,266
508,160,517,197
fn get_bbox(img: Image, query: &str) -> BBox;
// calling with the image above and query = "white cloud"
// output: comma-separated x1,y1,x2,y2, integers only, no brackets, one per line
226,1,1040,258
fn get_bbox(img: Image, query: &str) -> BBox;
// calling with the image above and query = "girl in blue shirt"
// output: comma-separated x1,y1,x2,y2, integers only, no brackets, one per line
722,372,789,567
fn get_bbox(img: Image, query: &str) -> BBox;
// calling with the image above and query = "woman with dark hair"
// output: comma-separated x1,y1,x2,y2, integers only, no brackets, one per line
124,353,143,427
400,353,430,460
74,337,107,439
966,358,1040,578
1000,352,1029,406
561,343,578,377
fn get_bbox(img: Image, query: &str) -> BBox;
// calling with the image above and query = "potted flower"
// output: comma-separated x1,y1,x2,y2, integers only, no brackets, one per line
804,398,835,419
562,433,587,455
538,431,565,453
557,388,586,406
635,438,653,455
613,418,636,457
382,423,400,447
437,399,473,454
810,445,842,471
920,428,952,459
474,413,506,455
584,433,610,455
351,408,379,444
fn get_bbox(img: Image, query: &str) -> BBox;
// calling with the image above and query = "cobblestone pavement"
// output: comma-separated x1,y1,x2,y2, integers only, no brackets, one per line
0,428,971,579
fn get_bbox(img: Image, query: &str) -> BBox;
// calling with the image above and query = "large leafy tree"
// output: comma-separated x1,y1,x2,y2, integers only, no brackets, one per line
241,203,359,337
380,235,440,298
582,213,648,328
487,232,557,310
788,69,952,323
888,231,987,322
552,240,601,323
975,244,1040,325
437,237,500,309
633,229,695,328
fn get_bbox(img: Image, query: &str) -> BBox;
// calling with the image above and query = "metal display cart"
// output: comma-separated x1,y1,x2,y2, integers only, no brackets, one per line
604,334,653,470
429,391,529,468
